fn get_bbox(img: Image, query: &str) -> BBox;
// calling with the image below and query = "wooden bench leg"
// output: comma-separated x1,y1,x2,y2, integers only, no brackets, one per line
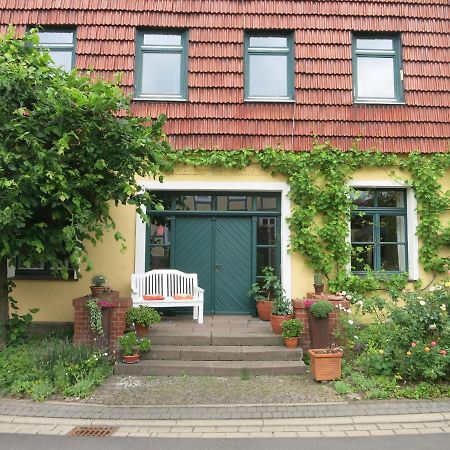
198,304,203,324
193,305,198,321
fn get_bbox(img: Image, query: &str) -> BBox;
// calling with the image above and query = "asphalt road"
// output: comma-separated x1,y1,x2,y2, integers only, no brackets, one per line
0,434,448,450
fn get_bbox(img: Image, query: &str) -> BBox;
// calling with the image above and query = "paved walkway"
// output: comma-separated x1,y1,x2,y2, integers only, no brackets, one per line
1,398,450,438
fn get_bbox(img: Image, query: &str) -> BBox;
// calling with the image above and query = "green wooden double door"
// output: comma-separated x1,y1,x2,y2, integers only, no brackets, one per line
173,217,253,315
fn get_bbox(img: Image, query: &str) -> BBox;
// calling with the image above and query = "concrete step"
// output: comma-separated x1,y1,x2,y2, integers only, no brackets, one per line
115,359,307,376
148,332,283,346
142,345,303,361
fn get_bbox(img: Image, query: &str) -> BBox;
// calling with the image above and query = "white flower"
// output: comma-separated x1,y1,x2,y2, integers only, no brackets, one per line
429,323,437,330
341,291,347,296
441,304,447,311
348,320,354,325
357,300,363,306
435,285,442,291
419,300,426,306
354,335,359,340
346,295,352,300
347,309,352,314
417,296,423,300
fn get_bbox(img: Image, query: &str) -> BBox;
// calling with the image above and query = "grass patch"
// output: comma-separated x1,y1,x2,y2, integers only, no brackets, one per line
0,336,113,401
240,368,251,380
332,371,450,400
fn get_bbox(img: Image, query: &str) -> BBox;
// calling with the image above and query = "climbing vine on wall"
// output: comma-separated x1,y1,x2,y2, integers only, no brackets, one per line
165,144,450,294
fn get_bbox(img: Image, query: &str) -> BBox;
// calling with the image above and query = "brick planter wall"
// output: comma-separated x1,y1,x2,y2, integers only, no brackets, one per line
292,294,350,350
72,291,131,353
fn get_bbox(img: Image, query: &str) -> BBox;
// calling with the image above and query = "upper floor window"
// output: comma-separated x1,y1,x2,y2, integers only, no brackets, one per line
37,29,76,72
135,30,188,101
351,189,407,274
244,32,294,102
352,34,404,104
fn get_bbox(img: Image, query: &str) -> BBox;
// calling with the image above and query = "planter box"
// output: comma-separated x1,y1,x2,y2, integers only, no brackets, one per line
308,312,330,348
308,348,343,381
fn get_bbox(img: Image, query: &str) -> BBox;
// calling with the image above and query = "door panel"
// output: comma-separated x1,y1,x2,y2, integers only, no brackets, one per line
173,217,214,313
215,218,252,314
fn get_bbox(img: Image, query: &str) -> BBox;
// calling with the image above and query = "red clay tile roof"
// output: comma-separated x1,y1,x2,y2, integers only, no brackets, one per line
1,0,449,153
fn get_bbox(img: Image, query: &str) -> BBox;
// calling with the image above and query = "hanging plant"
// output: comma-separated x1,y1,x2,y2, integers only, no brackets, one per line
86,298,104,335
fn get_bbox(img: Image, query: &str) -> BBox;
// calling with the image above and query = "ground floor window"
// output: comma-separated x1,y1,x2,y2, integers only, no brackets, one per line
351,188,407,273
14,258,75,279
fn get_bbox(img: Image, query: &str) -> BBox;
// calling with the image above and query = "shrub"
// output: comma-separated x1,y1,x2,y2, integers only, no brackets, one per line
310,300,333,319
282,319,303,338
271,296,293,315
126,306,161,327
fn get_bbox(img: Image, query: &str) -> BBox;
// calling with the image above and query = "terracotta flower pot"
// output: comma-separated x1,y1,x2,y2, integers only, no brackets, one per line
308,348,343,381
308,312,330,348
135,324,150,337
90,286,105,297
270,313,293,335
256,300,273,321
122,354,140,364
314,284,324,294
284,337,299,348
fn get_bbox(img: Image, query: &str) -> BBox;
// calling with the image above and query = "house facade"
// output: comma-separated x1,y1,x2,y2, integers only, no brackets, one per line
1,0,449,323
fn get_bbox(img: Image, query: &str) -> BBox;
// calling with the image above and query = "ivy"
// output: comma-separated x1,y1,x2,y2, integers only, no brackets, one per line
164,143,450,294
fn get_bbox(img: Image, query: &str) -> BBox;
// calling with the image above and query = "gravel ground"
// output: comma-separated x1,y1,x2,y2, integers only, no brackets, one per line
83,374,342,405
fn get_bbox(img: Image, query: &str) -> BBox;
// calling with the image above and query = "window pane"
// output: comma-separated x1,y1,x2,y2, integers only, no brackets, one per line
380,244,406,271
249,54,288,97
38,31,73,45
380,216,405,242
150,218,171,245
216,195,251,211
257,247,277,274
141,53,181,95
356,38,393,50
257,217,276,245
48,50,73,71
377,190,405,207
351,214,374,242
352,245,374,271
353,190,374,207
150,246,170,269
249,36,288,48
143,34,182,46
357,56,395,99
257,196,277,211
176,195,213,211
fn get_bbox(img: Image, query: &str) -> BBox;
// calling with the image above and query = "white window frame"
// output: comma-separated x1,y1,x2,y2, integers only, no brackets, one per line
348,180,419,280
135,180,292,300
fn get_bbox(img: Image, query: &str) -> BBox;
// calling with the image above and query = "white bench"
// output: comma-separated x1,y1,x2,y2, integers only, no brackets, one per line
131,269,204,324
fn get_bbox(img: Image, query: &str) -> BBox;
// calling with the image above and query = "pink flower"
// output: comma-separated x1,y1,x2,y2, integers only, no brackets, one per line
411,342,417,347
97,300,113,309
431,341,437,347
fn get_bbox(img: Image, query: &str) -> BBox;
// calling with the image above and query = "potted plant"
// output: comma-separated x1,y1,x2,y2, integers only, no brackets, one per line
118,331,151,364
281,318,303,348
308,300,334,348
249,266,283,321
308,346,343,381
313,272,325,294
270,295,294,335
90,274,107,297
126,305,161,336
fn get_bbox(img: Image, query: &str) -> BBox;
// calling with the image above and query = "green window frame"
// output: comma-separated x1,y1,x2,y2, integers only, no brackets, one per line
352,33,404,104
35,27,76,72
135,30,188,101
351,189,408,274
244,31,295,102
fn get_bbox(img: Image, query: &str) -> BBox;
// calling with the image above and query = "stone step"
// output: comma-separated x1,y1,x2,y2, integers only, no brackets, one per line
115,359,307,376
148,332,283,346
142,345,303,361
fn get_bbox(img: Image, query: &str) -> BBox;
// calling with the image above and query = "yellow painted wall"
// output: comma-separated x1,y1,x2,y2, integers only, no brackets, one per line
12,164,450,322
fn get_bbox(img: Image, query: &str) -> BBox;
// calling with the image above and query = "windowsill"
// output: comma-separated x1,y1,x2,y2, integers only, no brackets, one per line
353,100,406,106
244,98,295,103
13,276,78,281
132,97,188,102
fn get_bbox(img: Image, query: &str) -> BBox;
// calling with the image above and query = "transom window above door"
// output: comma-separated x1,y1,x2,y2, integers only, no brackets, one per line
351,189,407,273
135,30,188,100
244,32,294,102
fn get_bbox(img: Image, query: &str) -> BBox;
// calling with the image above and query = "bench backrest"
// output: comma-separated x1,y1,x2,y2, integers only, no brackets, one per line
131,270,198,298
